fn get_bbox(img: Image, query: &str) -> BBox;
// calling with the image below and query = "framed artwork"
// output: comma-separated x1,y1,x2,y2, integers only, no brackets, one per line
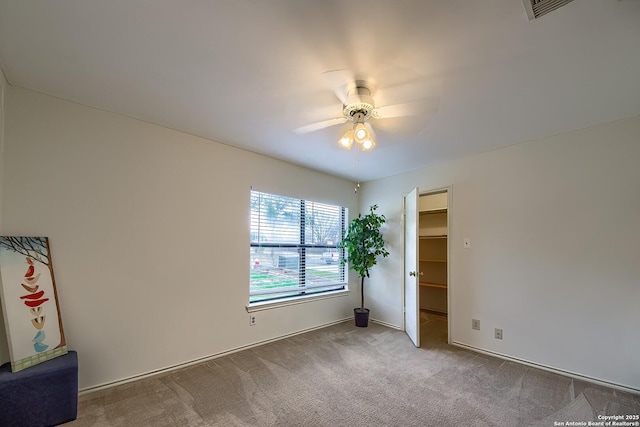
0,237,67,371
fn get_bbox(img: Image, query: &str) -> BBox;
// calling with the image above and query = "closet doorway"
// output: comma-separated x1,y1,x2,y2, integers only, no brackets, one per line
417,191,449,346
403,188,450,347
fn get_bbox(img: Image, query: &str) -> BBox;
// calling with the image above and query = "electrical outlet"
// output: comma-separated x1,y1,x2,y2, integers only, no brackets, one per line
249,315,256,326
472,319,480,330
495,328,503,340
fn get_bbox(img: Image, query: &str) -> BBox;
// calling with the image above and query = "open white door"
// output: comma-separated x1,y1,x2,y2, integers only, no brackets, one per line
404,188,420,347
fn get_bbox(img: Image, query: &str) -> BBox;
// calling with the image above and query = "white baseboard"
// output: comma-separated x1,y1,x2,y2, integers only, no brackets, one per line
370,318,403,330
451,341,640,395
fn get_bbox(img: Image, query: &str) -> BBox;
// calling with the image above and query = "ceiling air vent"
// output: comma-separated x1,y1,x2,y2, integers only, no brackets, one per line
522,0,575,20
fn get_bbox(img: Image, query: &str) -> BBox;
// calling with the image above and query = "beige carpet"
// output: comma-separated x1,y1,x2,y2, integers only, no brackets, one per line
69,312,639,426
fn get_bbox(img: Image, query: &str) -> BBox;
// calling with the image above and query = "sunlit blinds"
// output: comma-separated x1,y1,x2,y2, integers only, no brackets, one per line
250,191,347,302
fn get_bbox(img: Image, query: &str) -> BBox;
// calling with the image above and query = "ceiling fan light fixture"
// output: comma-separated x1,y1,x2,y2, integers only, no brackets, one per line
339,129,354,149
352,120,376,150
353,123,369,143
361,138,375,151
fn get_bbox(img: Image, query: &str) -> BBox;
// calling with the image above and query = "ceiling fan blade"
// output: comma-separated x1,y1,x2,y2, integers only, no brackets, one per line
323,69,356,105
374,97,440,119
294,117,346,134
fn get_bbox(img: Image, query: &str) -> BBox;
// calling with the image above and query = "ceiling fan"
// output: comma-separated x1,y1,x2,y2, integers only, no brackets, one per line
293,69,436,151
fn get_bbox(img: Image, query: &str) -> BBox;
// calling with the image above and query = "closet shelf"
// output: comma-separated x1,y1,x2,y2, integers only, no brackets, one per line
420,282,447,289
419,235,447,239
419,208,447,215
420,259,447,263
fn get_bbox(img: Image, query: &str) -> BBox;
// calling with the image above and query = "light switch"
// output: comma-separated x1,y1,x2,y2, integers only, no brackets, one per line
464,238,471,248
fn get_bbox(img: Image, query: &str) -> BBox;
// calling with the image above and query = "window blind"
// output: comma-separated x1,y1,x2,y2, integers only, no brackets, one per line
249,190,347,302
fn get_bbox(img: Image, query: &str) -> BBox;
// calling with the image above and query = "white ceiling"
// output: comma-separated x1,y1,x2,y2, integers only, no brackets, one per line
1,1,639,182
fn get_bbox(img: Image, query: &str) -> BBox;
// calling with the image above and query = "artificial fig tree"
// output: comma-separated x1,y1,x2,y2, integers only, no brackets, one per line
338,205,389,326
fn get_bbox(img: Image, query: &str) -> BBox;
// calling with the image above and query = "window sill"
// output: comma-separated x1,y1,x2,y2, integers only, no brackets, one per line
246,289,350,312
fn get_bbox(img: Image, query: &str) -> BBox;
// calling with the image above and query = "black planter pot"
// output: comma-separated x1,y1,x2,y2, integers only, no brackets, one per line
354,308,370,327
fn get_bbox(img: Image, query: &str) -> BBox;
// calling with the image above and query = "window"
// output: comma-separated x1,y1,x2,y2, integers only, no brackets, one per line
250,190,347,303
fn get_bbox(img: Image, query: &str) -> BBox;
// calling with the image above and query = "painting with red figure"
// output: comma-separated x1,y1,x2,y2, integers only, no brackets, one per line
0,236,67,371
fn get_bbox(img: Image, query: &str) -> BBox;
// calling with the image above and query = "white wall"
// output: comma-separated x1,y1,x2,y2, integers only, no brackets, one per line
0,86,359,389
359,115,640,391
0,70,9,364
